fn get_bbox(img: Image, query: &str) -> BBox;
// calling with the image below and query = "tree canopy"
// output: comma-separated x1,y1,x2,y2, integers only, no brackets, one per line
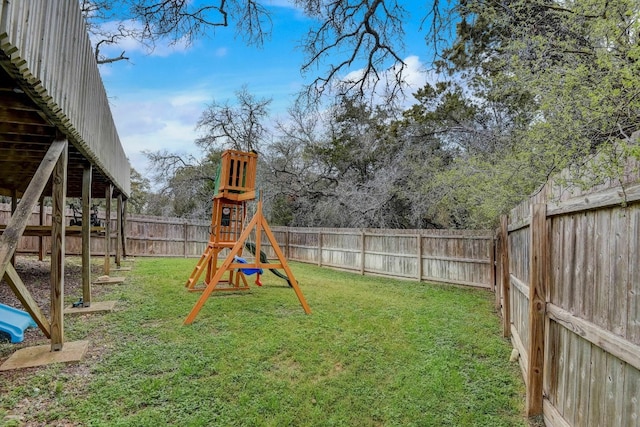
114,0,640,228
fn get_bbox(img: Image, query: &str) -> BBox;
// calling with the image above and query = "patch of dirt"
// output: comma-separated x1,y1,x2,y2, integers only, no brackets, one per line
0,256,117,426
0,257,110,345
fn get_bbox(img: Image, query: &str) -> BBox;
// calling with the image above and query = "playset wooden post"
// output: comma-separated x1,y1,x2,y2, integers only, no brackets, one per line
184,150,311,324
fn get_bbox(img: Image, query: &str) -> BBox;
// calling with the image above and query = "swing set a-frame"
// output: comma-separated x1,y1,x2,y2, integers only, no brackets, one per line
183,150,311,324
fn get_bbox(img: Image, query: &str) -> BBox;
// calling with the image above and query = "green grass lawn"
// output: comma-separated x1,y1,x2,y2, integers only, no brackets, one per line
1,258,526,426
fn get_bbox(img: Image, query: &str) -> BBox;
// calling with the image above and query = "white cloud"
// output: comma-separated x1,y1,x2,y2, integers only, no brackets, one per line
109,89,211,175
341,55,435,108
266,0,300,9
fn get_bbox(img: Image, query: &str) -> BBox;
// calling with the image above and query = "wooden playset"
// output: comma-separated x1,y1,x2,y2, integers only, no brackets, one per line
184,150,311,324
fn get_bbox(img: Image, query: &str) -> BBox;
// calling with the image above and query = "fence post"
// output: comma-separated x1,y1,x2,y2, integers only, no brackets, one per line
317,231,322,267
489,236,496,292
416,234,422,281
360,230,366,275
500,215,511,338
494,230,501,311
526,203,548,417
184,221,188,258
285,228,290,259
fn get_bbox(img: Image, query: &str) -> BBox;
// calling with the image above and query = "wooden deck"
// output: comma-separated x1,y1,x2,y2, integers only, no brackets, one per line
0,1,130,359
0,1,130,198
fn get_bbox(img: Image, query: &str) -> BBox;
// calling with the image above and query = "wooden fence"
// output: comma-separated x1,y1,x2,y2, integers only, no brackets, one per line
265,227,494,288
1,204,494,289
495,155,640,425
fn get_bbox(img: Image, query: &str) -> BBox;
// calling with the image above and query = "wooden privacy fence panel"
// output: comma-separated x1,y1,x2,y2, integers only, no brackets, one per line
420,234,493,288
500,149,640,426
265,227,494,288
125,215,209,257
285,228,320,263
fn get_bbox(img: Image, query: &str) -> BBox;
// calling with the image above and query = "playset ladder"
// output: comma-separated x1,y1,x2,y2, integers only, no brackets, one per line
184,242,249,292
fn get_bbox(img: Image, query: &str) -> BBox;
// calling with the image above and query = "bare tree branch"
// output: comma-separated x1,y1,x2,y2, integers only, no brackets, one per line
297,0,408,102
196,86,272,152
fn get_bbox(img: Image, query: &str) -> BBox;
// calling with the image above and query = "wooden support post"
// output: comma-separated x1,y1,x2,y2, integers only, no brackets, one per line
0,140,67,289
38,195,45,261
121,199,128,259
261,217,311,315
317,232,322,267
116,193,122,267
526,203,548,417
81,164,92,307
4,264,50,337
50,141,68,351
104,184,112,275
500,215,511,338
11,189,18,266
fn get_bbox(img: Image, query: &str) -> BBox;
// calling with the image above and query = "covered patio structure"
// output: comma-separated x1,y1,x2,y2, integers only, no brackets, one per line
0,1,130,363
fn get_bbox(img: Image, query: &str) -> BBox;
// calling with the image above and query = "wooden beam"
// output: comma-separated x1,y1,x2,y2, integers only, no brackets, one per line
116,194,122,267
0,139,66,281
121,199,128,259
360,231,366,275
82,164,92,307
546,181,640,217
0,225,104,236
50,141,68,351
526,203,548,416
547,303,640,372
317,232,322,267
259,207,311,315
494,229,501,310
38,195,45,260
104,184,112,275
4,263,51,338
11,188,17,266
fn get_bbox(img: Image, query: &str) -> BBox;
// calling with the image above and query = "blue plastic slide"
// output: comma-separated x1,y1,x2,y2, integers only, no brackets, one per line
0,303,37,343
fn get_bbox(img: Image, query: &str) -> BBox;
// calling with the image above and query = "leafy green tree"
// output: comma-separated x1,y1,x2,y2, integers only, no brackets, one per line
143,149,220,218
417,78,549,226
440,0,640,184
127,167,151,214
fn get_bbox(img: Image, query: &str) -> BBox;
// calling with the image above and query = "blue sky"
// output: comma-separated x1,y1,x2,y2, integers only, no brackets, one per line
96,2,438,177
